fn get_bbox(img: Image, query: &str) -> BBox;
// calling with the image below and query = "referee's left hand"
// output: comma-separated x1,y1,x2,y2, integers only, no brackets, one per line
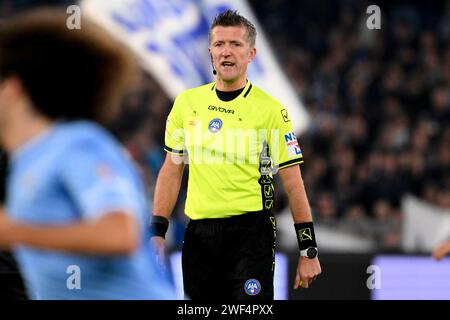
294,256,321,289
150,236,166,268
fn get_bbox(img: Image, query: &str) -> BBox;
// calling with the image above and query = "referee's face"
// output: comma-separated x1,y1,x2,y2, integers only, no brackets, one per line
209,25,256,87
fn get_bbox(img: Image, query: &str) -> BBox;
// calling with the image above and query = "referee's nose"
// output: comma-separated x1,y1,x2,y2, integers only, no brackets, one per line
220,45,232,57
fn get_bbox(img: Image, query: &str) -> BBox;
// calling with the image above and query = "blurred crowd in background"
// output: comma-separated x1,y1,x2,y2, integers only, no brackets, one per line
251,0,450,252
1,0,449,252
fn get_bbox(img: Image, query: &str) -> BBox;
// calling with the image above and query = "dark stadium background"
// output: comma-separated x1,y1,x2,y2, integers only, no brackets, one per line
1,0,449,300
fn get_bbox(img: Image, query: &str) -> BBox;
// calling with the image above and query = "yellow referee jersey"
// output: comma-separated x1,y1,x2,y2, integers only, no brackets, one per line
164,81,303,219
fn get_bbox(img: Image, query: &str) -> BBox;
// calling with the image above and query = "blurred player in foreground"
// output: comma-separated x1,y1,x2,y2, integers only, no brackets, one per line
0,149,27,299
0,8,176,299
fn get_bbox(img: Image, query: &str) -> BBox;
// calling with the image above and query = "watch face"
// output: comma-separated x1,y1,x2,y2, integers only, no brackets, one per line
307,247,317,259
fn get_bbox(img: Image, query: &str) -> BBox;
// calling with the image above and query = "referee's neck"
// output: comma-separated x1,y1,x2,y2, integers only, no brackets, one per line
215,77,247,92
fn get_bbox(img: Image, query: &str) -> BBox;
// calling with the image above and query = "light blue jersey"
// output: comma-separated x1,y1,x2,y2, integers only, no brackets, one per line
6,121,176,300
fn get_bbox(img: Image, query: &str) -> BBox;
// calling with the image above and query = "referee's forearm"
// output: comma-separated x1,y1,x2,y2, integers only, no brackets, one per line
152,155,184,219
287,181,313,223
278,165,313,223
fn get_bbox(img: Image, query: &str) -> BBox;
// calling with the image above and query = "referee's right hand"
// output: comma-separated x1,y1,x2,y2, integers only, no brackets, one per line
150,236,166,268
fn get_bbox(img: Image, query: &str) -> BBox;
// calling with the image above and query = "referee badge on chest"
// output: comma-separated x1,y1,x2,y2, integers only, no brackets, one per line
208,118,223,133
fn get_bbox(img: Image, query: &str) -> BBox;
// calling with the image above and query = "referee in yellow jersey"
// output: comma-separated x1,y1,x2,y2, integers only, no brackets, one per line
151,10,321,300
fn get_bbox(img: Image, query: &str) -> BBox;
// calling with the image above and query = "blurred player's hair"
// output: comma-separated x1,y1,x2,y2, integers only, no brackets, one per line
0,7,135,124
209,9,257,47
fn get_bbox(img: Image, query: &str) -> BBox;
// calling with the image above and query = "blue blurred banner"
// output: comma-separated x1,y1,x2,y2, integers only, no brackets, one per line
81,0,310,133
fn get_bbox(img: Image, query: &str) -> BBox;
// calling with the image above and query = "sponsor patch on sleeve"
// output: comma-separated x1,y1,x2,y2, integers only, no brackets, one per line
284,132,303,158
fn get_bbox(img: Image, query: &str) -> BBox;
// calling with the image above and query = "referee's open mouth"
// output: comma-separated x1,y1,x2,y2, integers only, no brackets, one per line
221,61,235,69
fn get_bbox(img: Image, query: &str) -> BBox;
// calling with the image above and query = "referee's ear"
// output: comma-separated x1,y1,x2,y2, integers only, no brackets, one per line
247,47,256,63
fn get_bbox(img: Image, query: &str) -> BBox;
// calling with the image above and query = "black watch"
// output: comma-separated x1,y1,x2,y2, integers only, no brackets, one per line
300,247,318,259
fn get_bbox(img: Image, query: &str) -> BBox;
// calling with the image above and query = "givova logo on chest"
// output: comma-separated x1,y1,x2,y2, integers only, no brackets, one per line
208,105,235,114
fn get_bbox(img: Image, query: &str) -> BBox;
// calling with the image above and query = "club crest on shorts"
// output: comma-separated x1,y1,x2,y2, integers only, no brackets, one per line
244,279,261,296
208,118,222,133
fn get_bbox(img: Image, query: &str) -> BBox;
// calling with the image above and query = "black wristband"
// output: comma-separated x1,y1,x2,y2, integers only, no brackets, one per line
294,222,317,251
150,215,169,239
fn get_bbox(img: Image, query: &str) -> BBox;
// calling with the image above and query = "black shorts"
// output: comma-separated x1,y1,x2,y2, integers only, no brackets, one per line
182,212,276,300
